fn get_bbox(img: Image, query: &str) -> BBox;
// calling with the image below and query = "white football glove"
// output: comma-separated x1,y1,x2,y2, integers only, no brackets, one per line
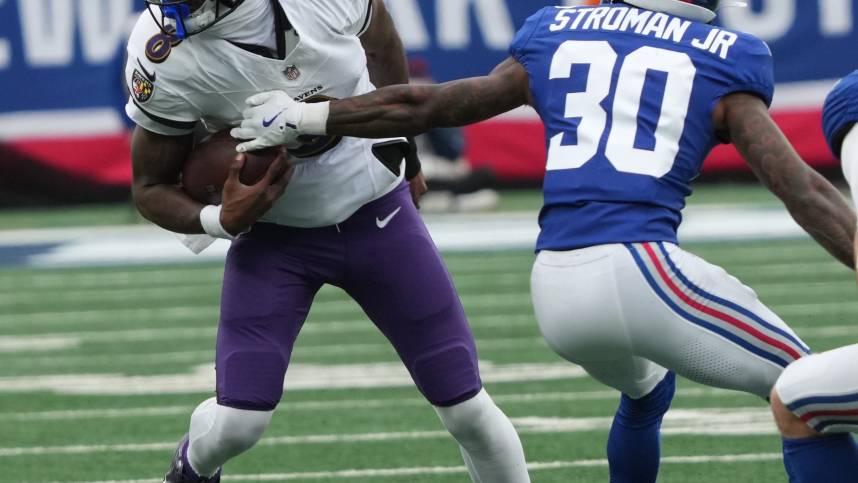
231,91,330,153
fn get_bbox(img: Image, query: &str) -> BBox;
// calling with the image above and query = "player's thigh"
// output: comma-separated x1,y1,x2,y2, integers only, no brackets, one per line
583,357,671,399
776,344,858,433
621,242,810,398
531,246,669,397
344,199,480,407
531,246,635,361
217,232,322,411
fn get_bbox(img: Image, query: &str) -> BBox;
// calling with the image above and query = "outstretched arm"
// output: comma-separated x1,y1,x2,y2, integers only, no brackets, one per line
838,124,858,278
325,57,532,138
234,58,531,150
718,93,856,269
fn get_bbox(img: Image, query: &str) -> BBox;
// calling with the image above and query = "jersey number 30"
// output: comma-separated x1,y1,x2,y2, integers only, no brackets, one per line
547,41,696,178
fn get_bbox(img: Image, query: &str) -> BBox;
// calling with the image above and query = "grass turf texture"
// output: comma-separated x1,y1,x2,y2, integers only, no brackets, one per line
1,237,856,482
2,180,857,483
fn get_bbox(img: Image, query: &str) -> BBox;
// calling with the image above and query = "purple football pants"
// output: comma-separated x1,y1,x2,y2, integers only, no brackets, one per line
216,183,482,411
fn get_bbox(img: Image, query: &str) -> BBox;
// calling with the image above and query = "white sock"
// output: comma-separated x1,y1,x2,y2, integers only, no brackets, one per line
186,398,274,477
434,389,530,483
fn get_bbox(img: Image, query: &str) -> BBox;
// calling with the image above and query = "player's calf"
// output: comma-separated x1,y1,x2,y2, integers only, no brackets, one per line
172,398,274,481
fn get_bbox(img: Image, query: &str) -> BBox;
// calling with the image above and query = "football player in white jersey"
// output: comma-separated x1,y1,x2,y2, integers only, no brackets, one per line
125,1,530,482
767,72,858,483
234,1,858,481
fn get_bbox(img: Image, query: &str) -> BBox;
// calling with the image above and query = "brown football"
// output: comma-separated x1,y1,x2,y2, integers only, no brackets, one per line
181,130,282,205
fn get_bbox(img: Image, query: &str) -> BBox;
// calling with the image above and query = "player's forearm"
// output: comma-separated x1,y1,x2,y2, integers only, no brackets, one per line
326,77,521,138
784,172,856,269
326,84,437,138
727,95,856,268
133,184,206,234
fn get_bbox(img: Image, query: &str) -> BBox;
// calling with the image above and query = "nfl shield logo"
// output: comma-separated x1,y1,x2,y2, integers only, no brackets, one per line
284,65,301,81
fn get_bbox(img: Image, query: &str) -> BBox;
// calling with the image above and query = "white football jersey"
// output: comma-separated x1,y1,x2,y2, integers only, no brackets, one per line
125,0,406,228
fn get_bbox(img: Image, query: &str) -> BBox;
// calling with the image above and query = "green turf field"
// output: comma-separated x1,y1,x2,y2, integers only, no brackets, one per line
2,183,857,483
2,234,857,482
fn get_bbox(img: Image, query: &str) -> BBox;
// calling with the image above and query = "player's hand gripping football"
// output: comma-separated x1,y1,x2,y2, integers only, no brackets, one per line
231,90,329,153
219,152,294,236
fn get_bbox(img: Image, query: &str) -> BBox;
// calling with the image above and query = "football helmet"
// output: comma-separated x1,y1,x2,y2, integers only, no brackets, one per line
601,0,746,23
145,0,246,39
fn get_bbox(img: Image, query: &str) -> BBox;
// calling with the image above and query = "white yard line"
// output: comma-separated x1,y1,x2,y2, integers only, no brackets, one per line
0,336,80,353
0,387,736,422
2,294,856,334
0,275,847,310
1,407,777,456
0,318,853,362
60,453,783,483
0,314,539,348
0,334,547,371
0,204,813,269
0,361,586,396
0,256,833,294
0,273,526,305
0,293,536,328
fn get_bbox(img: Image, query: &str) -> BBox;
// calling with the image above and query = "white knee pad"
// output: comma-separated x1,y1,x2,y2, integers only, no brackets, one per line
435,389,496,445
434,390,530,483
188,398,274,476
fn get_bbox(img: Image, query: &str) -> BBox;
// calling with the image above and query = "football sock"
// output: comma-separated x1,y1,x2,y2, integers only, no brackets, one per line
186,398,274,478
607,371,676,483
782,434,858,483
434,389,531,483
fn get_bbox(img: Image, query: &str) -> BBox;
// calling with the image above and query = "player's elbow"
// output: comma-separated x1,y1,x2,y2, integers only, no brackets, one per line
130,180,167,224
131,183,155,220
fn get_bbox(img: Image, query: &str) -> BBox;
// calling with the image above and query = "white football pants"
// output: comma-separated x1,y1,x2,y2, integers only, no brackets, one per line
775,344,858,433
531,242,810,399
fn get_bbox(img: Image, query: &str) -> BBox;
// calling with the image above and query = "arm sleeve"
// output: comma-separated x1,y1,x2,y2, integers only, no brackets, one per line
719,36,775,108
840,126,858,205
509,8,549,67
124,58,199,136
823,72,858,159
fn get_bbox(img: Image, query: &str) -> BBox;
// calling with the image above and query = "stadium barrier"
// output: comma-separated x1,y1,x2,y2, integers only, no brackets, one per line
0,0,854,203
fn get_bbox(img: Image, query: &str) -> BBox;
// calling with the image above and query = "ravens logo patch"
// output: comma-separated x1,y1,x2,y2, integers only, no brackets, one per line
131,69,154,103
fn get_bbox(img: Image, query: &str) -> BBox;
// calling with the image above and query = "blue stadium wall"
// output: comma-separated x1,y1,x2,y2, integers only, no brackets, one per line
0,0,856,204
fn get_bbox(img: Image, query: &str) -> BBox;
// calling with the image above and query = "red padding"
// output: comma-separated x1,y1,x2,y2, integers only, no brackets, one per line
464,109,836,180
7,134,133,185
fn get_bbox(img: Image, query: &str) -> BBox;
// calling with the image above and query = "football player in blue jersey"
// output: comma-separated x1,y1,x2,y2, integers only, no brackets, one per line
767,71,858,483
235,0,857,481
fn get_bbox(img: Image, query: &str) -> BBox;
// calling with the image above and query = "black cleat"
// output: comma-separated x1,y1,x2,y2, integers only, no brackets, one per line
163,434,221,483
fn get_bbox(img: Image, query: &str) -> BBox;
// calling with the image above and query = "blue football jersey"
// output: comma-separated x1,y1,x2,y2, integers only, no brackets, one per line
823,70,858,160
510,4,774,251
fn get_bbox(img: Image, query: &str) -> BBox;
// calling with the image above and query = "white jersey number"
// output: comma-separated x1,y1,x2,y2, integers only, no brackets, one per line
546,41,696,178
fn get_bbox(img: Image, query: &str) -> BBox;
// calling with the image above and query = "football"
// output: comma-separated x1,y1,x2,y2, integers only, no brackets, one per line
181,130,282,205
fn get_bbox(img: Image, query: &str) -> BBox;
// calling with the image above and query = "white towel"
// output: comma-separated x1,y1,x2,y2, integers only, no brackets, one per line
175,233,218,254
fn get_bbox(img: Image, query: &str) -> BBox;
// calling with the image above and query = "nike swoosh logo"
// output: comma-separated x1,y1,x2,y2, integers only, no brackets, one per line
137,58,156,82
376,206,402,229
263,110,285,128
